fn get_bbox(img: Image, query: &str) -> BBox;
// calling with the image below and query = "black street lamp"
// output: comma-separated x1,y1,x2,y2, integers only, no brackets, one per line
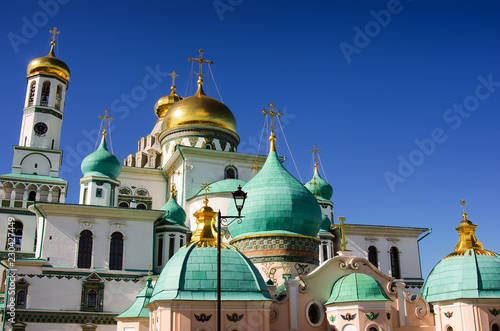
217,185,247,331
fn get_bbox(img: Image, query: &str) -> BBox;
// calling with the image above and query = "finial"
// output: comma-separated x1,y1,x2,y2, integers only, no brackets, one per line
460,199,467,221
165,167,181,198
98,110,114,138
188,49,214,86
49,26,60,45
310,145,321,173
170,184,176,200
169,71,179,93
147,264,151,277
261,102,282,152
201,182,211,205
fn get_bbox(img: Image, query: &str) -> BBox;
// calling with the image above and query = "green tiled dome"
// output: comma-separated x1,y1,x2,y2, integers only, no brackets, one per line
227,151,322,240
81,138,121,179
116,277,154,319
421,252,500,302
319,215,331,233
149,242,273,302
158,197,187,227
305,171,333,201
325,273,391,304
190,179,247,199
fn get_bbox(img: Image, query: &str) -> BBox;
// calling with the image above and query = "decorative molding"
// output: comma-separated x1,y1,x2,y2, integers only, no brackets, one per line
341,313,356,321
365,312,379,321
226,313,244,322
490,308,500,316
194,313,212,322
444,311,453,318
14,310,117,325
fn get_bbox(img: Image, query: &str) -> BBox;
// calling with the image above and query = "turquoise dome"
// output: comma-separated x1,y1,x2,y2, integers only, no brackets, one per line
227,150,322,240
421,252,500,302
319,214,331,233
190,179,247,199
149,241,272,302
81,138,121,179
158,197,187,227
305,171,333,201
325,273,391,305
116,277,153,318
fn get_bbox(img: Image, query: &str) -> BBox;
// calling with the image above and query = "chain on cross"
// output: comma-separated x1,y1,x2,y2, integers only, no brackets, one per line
261,102,283,133
98,110,114,136
188,49,214,78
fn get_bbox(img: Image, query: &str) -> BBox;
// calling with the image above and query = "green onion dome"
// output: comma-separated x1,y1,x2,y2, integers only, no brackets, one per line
305,169,333,201
325,273,391,304
81,137,121,180
158,195,187,227
319,214,332,234
227,150,322,240
422,213,500,302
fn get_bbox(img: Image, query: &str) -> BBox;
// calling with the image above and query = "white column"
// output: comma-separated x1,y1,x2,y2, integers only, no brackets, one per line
395,281,407,327
286,280,300,330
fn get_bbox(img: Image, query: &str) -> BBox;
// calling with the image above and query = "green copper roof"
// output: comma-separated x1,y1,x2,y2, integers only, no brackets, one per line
227,151,322,240
149,242,272,302
0,173,67,183
319,214,331,233
81,138,121,180
421,252,500,302
325,273,391,304
116,277,154,319
190,179,247,199
305,171,333,201
158,197,187,227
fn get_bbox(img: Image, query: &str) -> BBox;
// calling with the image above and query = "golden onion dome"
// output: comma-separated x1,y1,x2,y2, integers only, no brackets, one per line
155,86,183,118
27,42,70,81
162,81,237,134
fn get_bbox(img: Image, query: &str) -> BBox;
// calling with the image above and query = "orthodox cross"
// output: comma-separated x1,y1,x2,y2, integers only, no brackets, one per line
310,145,321,170
169,70,179,85
98,110,114,136
460,199,466,213
201,182,211,201
147,264,152,277
261,102,282,133
188,49,213,78
336,217,354,251
309,177,320,198
250,161,262,175
49,27,60,43
165,166,181,181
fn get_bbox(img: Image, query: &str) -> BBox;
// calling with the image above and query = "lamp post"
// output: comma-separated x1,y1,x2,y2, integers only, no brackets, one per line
217,185,247,331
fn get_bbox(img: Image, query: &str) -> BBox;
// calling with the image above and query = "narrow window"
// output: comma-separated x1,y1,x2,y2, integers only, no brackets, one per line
78,230,93,268
157,237,163,266
225,166,237,179
492,324,500,331
390,246,401,279
24,137,27,146
6,221,23,251
28,81,36,106
51,139,54,149
109,232,123,270
322,244,328,262
169,237,175,259
95,188,103,198
82,188,88,204
28,191,36,201
16,290,26,306
55,85,62,110
368,246,378,267
41,81,51,106
34,163,38,168
87,290,97,308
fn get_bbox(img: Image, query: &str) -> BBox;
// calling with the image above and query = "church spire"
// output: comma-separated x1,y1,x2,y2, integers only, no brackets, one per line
310,145,321,174
261,102,282,152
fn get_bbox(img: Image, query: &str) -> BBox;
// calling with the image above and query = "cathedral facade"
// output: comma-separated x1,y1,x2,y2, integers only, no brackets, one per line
0,34,499,331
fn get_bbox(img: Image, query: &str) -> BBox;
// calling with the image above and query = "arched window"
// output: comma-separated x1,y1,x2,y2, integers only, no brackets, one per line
118,202,128,208
225,166,237,179
492,324,499,331
55,85,62,110
390,246,401,279
6,221,23,251
78,230,93,268
28,81,36,106
87,290,97,308
28,191,36,201
16,290,26,306
109,232,124,270
205,144,211,150
446,326,453,331
136,203,146,210
368,245,378,267
41,81,50,106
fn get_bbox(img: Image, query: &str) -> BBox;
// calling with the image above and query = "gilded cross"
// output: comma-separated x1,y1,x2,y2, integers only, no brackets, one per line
165,166,181,181
49,27,60,43
309,177,320,198
201,182,211,201
147,264,152,277
310,145,321,170
460,199,466,213
188,49,214,78
169,71,179,86
336,217,354,251
261,102,283,132
250,161,262,175
98,110,114,136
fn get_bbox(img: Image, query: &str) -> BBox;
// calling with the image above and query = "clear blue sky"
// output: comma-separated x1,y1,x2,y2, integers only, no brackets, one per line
1,0,499,279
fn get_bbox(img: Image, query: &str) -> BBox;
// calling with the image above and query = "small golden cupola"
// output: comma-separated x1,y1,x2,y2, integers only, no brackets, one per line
159,49,239,163
27,27,70,82
154,71,183,119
